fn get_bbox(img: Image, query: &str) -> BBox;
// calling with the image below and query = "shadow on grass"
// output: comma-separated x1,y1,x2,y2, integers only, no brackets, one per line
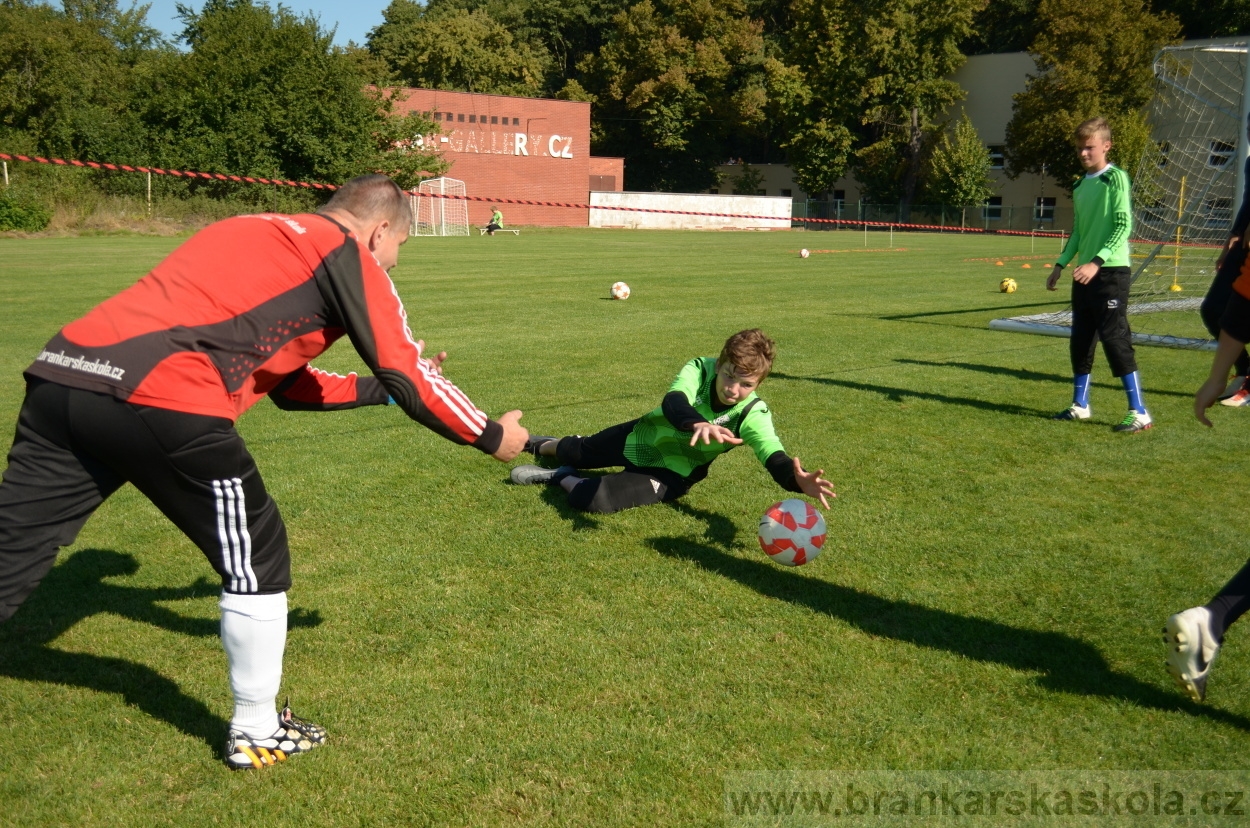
538,482,601,531
770,371,1052,419
881,300,1069,322
647,533,1250,732
0,548,322,753
894,359,1194,400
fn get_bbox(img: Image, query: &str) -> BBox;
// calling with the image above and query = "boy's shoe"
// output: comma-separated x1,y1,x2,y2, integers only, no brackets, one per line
510,464,575,485
1219,375,1247,400
225,701,326,770
1112,410,1153,433
524,435,557,457
1220,385,1250,407
1052,403,1091,421
1164,607,1219,703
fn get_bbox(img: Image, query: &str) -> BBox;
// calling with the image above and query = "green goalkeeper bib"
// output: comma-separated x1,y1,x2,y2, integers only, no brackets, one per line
623,357,785,478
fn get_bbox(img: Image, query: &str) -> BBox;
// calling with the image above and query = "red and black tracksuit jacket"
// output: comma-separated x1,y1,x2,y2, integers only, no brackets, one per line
24,212,503,453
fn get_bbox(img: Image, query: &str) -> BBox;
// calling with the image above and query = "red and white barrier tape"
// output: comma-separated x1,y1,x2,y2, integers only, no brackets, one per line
0,150,1219,246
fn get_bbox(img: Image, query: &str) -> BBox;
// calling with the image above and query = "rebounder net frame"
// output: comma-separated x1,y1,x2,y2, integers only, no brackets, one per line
990,42,1250,350
412,177,469,237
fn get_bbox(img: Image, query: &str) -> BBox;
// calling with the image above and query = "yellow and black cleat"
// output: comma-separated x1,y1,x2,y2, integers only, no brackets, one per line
225,701,325,770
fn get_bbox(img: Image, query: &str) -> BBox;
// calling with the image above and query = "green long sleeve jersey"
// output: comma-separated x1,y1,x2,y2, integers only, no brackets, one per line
1057,165,1133,268
623,357,785,478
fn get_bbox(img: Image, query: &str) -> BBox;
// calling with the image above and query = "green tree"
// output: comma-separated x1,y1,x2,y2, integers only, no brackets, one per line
0,0,159,164
137,0,443,192
1151,0,1250,39
925,113,994,225
1004,0,1180,191
782,0,980,212
368,1,549,96
582,0,772,192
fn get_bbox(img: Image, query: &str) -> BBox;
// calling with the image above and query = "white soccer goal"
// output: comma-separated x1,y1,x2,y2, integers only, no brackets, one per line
411,177,469,237
991,42,1250,349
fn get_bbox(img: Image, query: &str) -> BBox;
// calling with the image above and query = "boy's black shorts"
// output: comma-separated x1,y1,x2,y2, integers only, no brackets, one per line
0,379,290,624
554,420,698,514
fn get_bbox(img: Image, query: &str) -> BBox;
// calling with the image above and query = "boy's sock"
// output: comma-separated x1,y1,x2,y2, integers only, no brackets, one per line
1073,374,1092,408
1121,371,1146,414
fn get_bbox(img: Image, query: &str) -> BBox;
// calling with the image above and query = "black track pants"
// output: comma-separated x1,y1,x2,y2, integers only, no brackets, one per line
554,420,694,514
0,380,290,624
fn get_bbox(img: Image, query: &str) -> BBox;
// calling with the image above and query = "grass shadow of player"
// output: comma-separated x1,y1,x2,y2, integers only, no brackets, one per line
881,300,1068,323
769,371,1052,419
0,548,322,752
894,359,1194,400
538,482,601,531
647,534,1250,732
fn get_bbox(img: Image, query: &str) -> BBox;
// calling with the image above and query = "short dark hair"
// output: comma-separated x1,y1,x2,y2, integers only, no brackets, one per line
716,329,776,379
319,174,411,230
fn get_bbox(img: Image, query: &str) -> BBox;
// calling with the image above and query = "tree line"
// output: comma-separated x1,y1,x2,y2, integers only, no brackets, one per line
0,0,1243,218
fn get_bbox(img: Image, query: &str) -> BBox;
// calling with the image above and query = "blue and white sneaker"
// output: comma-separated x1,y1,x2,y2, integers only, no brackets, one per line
1164,607,1220,702
1053,403,1091,421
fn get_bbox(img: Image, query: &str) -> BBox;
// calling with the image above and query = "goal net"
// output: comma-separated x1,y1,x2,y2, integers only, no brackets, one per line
412,177,469,237
991,42,1249,349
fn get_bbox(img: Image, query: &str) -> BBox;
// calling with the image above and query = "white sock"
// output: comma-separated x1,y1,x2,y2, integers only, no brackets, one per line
220,591,287,739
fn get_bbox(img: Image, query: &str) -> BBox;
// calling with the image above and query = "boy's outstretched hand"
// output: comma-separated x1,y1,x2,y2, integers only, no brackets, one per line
793,457,836,509
689,422,743,447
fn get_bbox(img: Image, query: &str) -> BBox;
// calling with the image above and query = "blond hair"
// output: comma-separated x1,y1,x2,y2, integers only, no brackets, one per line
1074,117,1112,144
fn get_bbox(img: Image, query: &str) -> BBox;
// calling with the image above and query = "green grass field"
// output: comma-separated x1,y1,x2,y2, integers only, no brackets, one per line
1,228,1248,825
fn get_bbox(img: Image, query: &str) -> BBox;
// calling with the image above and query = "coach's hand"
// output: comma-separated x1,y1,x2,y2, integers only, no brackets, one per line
690,422,743,447
493,410,528,461
1046,265,1063,291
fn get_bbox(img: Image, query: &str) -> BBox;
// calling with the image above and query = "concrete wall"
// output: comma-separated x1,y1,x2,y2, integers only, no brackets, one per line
590,191,791,230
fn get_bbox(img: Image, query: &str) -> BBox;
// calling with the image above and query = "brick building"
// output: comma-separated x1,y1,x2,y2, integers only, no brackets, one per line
389,88,624,227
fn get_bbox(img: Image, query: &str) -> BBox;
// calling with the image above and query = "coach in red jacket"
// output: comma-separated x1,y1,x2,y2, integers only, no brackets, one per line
0,174,527,769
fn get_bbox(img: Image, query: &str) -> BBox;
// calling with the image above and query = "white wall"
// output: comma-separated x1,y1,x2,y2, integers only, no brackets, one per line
589,191,791,230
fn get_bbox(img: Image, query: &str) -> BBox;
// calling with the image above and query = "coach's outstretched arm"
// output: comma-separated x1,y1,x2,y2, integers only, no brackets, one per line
315,208,527,461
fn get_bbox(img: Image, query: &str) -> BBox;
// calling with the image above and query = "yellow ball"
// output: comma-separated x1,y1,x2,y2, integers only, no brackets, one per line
1000,278,1018,294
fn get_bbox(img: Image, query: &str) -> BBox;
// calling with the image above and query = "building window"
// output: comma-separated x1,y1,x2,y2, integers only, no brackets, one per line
491,116,498,124
1204,197,1233,228
469,114,476,123
433,112,441,120
983,196,1002,220
1209,140,1235,168
832,189,845,208
513,118,520,126
987,145,1005,170
457,113,464,122
709,189,718,194
781,189,792,198
1035,196,1056,221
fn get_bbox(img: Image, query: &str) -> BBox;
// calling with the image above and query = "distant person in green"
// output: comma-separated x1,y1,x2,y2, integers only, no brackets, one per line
509,329,836,514
1046,116,1152,433
485,207,504,236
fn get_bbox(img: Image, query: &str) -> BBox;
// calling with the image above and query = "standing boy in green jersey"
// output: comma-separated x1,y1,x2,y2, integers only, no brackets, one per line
1046,117,1152,432
509,329,836,513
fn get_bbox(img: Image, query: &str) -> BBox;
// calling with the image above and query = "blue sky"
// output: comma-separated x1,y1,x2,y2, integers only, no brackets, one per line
140,0,393,47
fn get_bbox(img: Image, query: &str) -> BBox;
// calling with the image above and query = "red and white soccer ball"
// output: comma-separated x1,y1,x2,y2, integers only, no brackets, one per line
611,281,631,300
800,248,810,259
758,498,826,566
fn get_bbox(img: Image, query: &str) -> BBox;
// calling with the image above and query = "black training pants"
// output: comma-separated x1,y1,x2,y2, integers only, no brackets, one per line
1070,266,1138,377
1201,246,1250,376
0,379,291,624
554,420,694,514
